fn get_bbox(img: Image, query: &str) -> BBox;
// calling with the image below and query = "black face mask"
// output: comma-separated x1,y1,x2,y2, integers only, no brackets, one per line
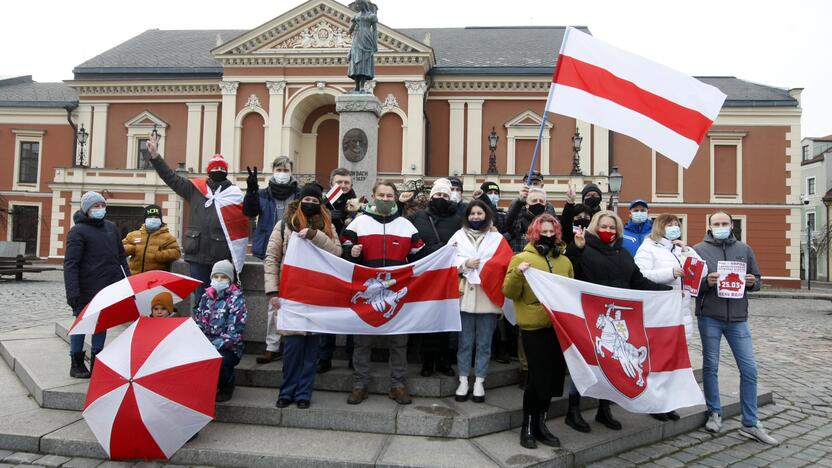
300,202,320,217
584,197,601,209
429,197,451,214
528,203,546,217
573,218,590,230
209,171,227,182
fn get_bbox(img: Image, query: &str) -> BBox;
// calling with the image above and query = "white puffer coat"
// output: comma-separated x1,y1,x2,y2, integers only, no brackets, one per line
634,237,704,339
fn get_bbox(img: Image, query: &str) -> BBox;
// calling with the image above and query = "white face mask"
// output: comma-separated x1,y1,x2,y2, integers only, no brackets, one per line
487,193,500,206
211,279,230,292
450,191,462,203
665,225,681,241
272,172,291,185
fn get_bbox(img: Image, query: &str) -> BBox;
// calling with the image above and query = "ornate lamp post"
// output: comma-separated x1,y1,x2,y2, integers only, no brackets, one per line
571,129,583,175
76,124,89,167
487,127,499,175
608,166,623,211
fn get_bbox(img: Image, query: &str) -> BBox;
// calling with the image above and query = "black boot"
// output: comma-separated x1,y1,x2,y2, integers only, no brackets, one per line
520,412,537,449
595,399,622,430
494,340,511,364
534,411,561,447
90,351,99,375
565,393,591,433
518,370,528,390
70,352,91,379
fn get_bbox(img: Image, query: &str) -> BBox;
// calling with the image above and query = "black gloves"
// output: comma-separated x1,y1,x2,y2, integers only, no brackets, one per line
246,166,259,192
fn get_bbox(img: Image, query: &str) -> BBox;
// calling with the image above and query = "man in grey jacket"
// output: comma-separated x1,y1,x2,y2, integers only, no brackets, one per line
693,212,777,445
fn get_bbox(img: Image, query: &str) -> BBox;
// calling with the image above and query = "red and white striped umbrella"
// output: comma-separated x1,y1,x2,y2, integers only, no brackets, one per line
69,270,202,336
83,317,221,460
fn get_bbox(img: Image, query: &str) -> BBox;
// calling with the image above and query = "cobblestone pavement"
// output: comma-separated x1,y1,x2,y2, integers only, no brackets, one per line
589,298,832,468
2,273,832,467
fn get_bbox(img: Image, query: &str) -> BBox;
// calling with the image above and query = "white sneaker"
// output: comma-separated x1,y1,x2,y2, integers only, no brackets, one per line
472,377,486,403
705,411,722,433
454,377,469,402
739,422,779,445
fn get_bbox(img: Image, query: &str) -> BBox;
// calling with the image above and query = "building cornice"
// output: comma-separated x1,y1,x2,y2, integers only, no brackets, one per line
66,80,221,97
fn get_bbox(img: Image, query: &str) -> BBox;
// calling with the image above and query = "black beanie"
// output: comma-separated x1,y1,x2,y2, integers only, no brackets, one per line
448,176,463,189
299,182,324,201
144,204,162,219
581,183,603,201
480,181,500,194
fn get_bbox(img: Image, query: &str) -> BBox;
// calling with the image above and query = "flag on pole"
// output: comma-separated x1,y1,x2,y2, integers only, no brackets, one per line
277,234,461,334
325,185,344,205
192,179,249,272
525,269,704,413
547,27,726,169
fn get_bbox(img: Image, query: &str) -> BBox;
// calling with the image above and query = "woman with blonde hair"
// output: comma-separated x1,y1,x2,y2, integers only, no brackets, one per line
634,213,704,421
564,210,671,432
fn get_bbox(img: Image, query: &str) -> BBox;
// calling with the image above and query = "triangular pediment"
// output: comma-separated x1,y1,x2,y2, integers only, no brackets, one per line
505,110,553,129
124,111,167,129
213,0,432,59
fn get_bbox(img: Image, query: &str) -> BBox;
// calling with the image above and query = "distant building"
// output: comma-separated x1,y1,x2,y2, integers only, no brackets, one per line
0,0,804,287
800,134,832,281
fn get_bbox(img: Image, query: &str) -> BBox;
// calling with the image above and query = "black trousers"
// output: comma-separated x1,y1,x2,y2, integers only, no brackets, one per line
521,327,566,413
420,332,454,367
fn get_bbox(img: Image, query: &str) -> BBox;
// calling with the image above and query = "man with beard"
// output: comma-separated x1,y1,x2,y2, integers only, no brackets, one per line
244,156,301,364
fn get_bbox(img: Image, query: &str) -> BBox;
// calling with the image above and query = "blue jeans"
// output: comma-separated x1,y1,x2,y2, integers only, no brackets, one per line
189,261,213,311
698,316,758,427
457,312,499,378
280,335,319,401
69,331,106,355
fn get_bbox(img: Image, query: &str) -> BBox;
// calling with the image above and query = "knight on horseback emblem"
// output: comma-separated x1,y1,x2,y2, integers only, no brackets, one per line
351,272,408,318
595,303,648,388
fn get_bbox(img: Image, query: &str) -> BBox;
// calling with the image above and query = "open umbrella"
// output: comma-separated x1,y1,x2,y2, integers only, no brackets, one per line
83,317,221,460
69,270,202,335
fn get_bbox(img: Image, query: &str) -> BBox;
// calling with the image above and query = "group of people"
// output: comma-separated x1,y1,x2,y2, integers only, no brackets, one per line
63,135,777,448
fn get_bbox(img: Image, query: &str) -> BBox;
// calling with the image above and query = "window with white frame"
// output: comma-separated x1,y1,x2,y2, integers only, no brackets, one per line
137,138,152,169
12,129,45,192
18,141,39,183
802,145,810,161
708,132,746,204
807,177,816,196
807,212,816,234
124,111,166,169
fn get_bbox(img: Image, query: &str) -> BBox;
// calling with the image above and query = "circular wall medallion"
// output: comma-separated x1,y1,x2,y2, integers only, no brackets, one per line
342,128,368,163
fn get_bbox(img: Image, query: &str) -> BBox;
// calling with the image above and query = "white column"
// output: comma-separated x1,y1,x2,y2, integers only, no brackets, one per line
266,81,287,168
404,80,428,175
201,103,219,171
465,100,484,175
507,135,516,174
541,134,551,175
593,125,610,176
219,81,239,171
75,104,93,166
448,100,466,176
185,103,203,173
90,104,109,168
577,119,592,175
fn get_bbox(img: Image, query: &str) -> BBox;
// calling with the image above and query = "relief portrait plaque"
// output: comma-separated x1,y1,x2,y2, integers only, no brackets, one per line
342,128,368,163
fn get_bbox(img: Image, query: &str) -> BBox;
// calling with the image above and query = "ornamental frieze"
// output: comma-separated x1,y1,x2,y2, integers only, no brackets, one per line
272,19,352,49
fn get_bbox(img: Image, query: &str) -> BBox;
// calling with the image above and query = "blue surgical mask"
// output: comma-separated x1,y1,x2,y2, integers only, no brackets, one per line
487,193,500,206
712,227,732,240
665,226,681,241
272,172,291,185
211,279,230,292
89,208,106,220
145,218,162,231
632,211,649,224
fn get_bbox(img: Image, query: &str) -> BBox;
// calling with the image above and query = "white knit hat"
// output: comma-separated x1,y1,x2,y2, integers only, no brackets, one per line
430,179,452,198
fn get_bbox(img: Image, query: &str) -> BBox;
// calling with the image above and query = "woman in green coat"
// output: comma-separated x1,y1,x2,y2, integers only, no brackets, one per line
503,214,574,450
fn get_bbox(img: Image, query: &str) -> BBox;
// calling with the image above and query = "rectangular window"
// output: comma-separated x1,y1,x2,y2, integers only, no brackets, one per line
808,177,816,196
137,138,151,169
803,145,810,161
808,212,816,233
18,141,40,184
11,205,39,256
714,145,738,195
732,219,743,242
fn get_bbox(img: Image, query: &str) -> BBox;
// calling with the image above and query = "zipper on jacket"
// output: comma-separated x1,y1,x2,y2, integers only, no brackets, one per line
722,243,729,322
382,218,387,267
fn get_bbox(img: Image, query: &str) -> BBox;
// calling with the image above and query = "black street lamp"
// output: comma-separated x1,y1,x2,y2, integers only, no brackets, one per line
76,124,89,167
571,129,583,175
608,166,623,211
487,127,499,175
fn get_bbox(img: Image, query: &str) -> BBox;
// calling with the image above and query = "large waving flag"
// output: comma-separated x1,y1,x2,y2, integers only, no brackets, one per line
277,234,460,334
192,179,249,272
448,230,513,309
525,269,704,413
548,27,726,169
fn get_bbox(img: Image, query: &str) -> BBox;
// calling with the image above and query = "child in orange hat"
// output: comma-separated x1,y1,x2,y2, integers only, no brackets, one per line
150,292,176,318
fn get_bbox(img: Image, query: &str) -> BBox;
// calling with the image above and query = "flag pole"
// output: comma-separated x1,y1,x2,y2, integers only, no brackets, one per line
527,26,574,183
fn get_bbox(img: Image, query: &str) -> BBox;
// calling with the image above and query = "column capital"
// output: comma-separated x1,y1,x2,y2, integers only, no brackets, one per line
405,80,429,95
219,81,239,95
266,80,287,95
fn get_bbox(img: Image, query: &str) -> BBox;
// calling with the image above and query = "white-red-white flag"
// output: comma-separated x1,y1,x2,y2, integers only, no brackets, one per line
548,27,726,169
325,185,343,205
525,269,704,413
448,229,513,309
192,179,249,272
277,234,461,334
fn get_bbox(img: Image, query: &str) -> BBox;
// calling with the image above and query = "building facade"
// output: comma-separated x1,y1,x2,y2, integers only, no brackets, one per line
0,0,803,287
800,135,832,281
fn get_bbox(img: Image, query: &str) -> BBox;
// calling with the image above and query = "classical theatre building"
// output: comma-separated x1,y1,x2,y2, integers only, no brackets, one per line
0,0,803,287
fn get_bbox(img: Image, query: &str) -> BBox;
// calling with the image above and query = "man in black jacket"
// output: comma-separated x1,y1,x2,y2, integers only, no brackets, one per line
64,191,131,378
408,178,463,377
244,156,301,260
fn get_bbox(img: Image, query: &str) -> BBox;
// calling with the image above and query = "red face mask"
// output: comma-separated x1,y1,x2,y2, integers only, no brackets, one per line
598,230,617,245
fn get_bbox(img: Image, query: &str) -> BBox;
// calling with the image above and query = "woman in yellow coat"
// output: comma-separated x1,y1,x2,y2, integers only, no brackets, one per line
122,205,182,274
503,214,574,450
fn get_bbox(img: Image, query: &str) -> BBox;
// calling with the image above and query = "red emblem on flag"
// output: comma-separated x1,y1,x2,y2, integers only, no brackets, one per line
349,266,412,327
582,293,650,399
719,273,744,292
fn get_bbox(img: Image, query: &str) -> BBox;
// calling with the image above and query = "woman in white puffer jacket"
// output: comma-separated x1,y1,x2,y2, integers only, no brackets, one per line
634,213,705,421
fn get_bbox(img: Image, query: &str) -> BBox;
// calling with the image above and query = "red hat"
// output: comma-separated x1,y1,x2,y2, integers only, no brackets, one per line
206,154,228,173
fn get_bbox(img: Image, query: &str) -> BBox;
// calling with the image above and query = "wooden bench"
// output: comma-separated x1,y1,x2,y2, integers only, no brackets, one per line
0,255,59,281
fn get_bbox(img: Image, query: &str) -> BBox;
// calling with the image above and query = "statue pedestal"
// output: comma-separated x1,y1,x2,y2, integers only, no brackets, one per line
336,93,382,200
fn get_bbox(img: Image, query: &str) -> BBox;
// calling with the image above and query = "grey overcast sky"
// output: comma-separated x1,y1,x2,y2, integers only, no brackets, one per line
3,0,829,137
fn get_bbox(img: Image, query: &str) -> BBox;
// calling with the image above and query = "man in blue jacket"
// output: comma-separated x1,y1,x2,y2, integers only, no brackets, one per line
622,199,652,256
63,191,131,378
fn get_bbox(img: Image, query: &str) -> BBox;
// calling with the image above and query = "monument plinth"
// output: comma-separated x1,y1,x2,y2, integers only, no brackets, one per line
336,93,382,199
